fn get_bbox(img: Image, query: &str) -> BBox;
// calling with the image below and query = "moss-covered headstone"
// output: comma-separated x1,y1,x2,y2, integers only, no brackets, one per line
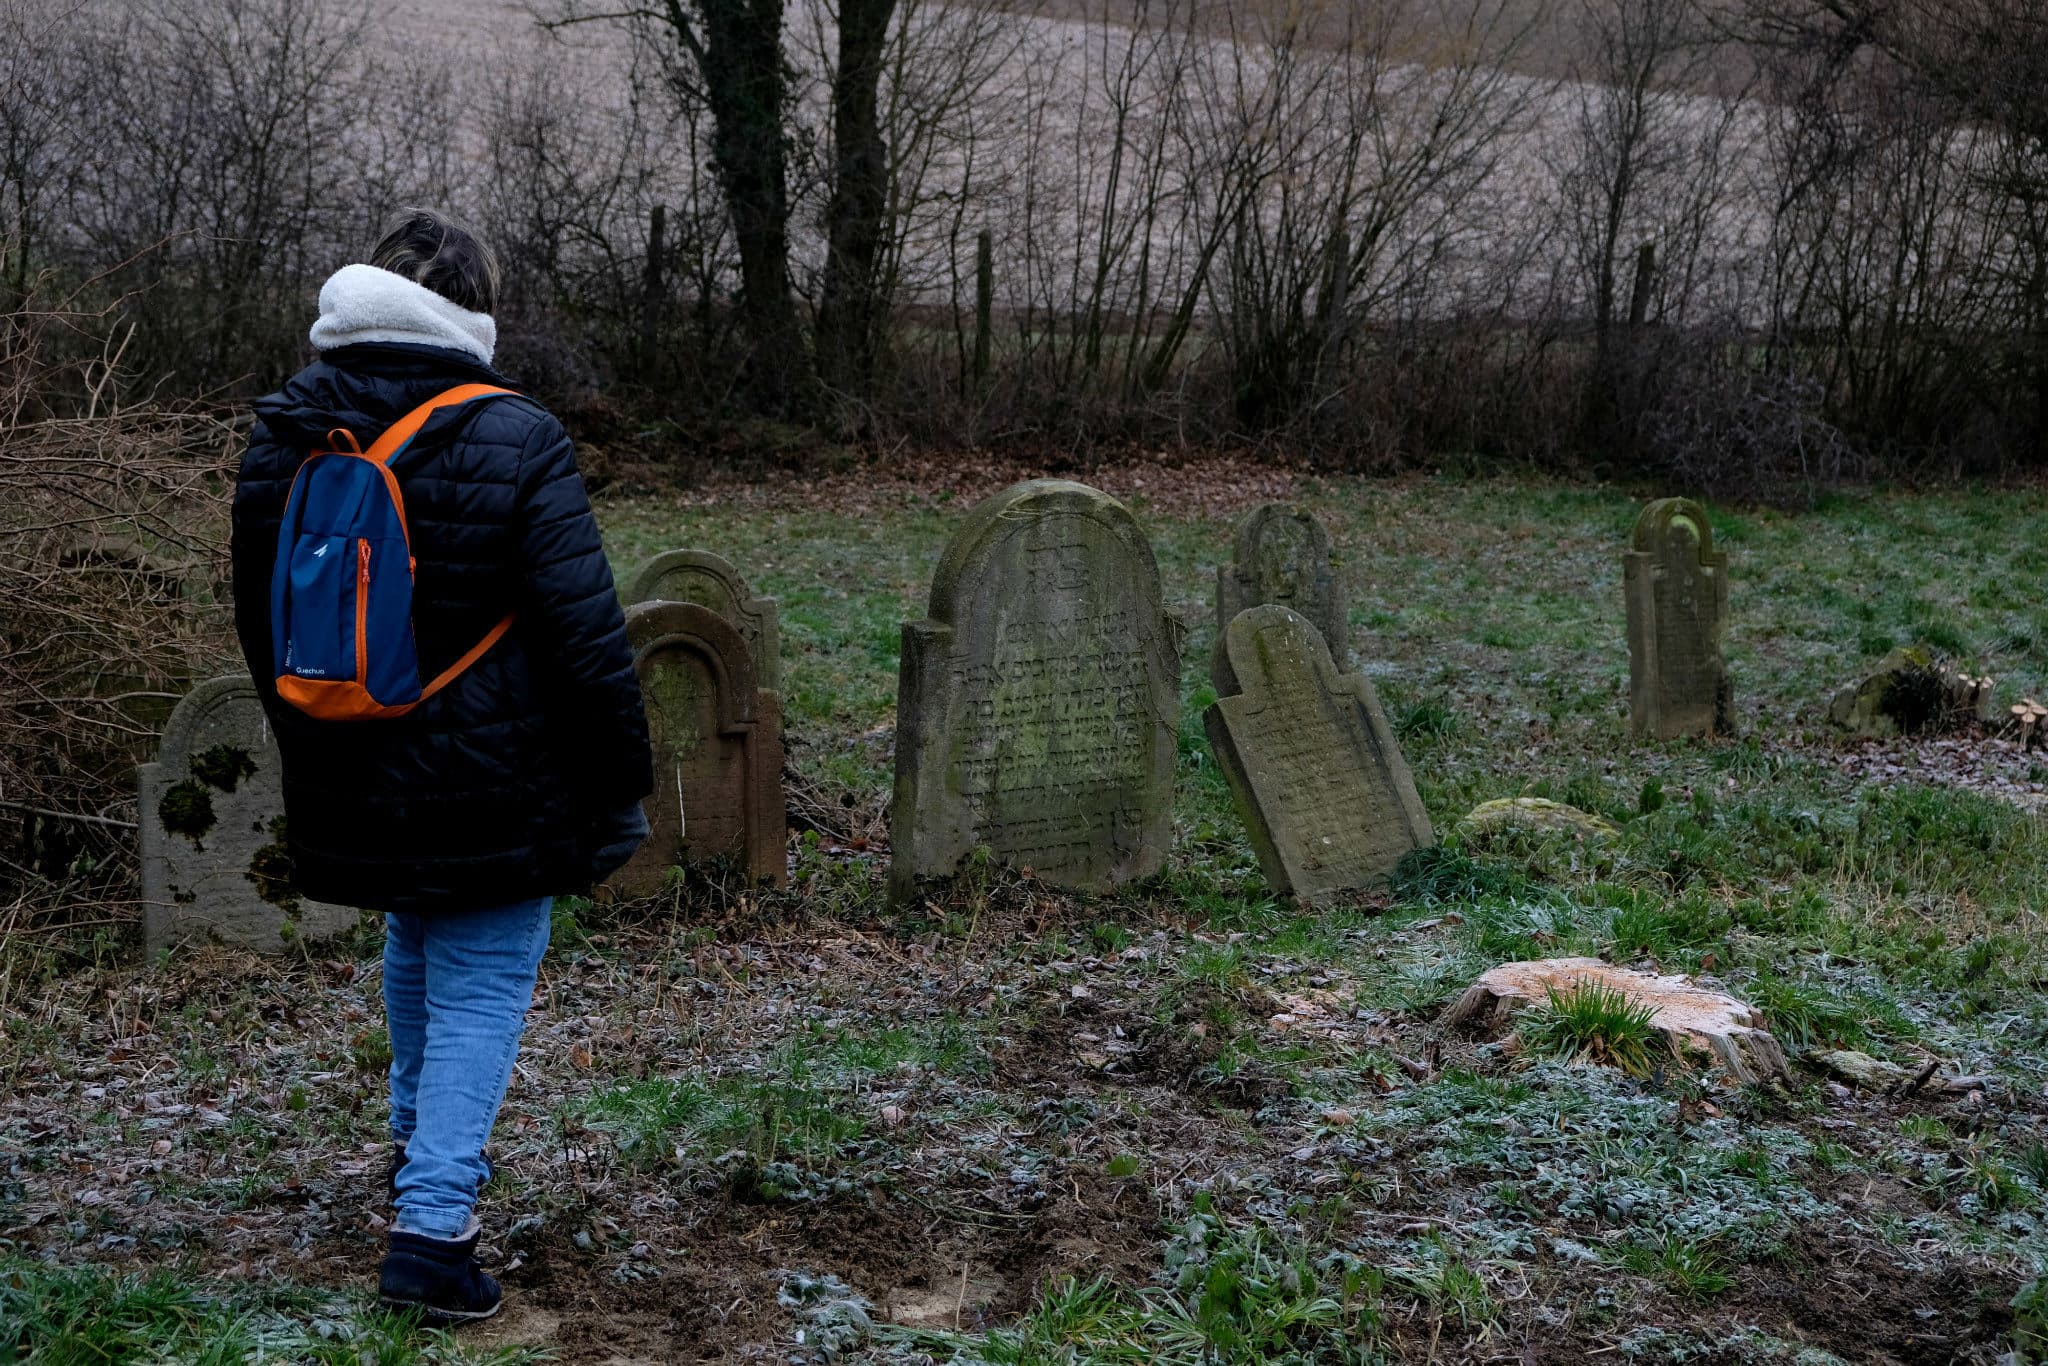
1624,497,1733,741
604,601,786,899
626,548,782,692
890,480,1180,899
139,676,355,953
1216,503,1346,664
1204,606,1433,903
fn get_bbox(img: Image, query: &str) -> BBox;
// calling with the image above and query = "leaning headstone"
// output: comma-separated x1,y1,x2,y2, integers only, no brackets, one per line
606,601,787,898
1203,605,1433,903
1624,497,1733,741
1216,503,1346,662
139,676,356,953
891,479,1180,899
627,549,782,692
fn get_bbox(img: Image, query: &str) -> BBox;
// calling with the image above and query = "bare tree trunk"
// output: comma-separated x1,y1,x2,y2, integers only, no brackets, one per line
817,0,899,401
972,225,992,386
640,202,667,381
688,0,802,410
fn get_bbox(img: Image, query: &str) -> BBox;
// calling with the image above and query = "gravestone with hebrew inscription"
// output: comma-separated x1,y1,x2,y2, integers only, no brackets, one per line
1216,503,1347,661
1625,498,1733,741
140,675,356,953
891,480,1181,899
1204,606,1433,903
627,549,782,692
605,600,787,899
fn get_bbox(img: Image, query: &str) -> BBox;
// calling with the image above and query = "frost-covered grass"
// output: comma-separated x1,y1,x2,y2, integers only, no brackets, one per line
8,473,2048,1360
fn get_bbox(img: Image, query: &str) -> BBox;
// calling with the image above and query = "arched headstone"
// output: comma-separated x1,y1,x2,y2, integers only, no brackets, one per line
1204,606,1432,903
890,480,1181,898
626,549,781,692
139,676,356,952
605,601,787,898
1216,503,1346,664
1625,498,1733,741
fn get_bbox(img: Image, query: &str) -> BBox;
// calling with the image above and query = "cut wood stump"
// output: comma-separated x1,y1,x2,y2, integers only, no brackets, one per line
1445,957,1791,1086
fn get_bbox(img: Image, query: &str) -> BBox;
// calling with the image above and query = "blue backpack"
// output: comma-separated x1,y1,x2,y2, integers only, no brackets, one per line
270,383,517,721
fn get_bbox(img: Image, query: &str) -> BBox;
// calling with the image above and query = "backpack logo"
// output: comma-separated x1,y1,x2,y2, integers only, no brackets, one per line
269,384,518,722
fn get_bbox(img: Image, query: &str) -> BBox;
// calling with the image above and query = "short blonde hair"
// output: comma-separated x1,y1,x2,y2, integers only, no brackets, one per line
368,207,501,315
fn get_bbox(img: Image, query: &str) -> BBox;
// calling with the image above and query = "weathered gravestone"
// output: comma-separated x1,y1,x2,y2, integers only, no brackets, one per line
1624,497,1733,741
890,480,1181,899
1204,606,1433,902
605,600,787,898
139,675,356,953
626,549,782,692
1216,503,1347,660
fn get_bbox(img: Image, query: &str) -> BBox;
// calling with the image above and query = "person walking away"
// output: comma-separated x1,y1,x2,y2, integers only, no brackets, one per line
229,208,653,1324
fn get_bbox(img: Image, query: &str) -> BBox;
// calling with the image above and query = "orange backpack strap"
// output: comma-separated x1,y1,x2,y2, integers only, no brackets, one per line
416,613,517,706
365,383,518,465
375,383,522,709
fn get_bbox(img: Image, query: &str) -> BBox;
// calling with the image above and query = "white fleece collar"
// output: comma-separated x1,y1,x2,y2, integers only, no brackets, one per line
309,263,497,366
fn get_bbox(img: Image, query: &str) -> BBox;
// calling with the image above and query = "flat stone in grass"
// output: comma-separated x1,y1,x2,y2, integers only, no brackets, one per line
626,548,781,692
1457,797,1618,842
1445,957,1790,1086
605,601,787,899
890,479,1180,898
1624,497,1733,741
1204,604,1433,902
1216,502,1347,664
139,675,356,953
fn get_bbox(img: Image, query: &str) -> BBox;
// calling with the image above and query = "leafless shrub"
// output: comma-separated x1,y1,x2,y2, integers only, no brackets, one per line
1643,344,1853,506
0,272,238,948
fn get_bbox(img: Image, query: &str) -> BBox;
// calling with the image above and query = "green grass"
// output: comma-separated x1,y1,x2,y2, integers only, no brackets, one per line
1612,1235,1736,1300
0,1258,538,1366
569,1062,866,1185
20,475,2048,1359
898,1197,1385,1364
1519,980,1665,1077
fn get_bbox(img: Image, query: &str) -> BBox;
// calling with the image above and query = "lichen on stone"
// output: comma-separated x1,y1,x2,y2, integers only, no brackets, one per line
1458,797,1619,842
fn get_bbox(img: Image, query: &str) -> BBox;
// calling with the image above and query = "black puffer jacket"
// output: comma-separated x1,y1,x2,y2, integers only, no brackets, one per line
231,343,653,915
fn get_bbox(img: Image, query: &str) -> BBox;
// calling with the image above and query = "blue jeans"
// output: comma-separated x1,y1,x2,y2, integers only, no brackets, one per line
383,898,552,1240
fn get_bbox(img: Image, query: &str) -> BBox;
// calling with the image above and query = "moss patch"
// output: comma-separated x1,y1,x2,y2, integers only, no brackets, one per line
157,781,215,843
189,744,256,793
244,816,300,912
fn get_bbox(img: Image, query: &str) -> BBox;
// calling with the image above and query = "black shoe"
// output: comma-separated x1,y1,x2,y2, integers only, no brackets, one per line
379,1228,502,1325
389,1143,496,1201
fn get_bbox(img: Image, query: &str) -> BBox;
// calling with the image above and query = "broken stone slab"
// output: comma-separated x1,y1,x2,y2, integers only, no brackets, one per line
1813,1049,1912,1090
1456,797,1618,842
1827,646,2000,739
1813,1049,1986,1095
1444,957,1790,1086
